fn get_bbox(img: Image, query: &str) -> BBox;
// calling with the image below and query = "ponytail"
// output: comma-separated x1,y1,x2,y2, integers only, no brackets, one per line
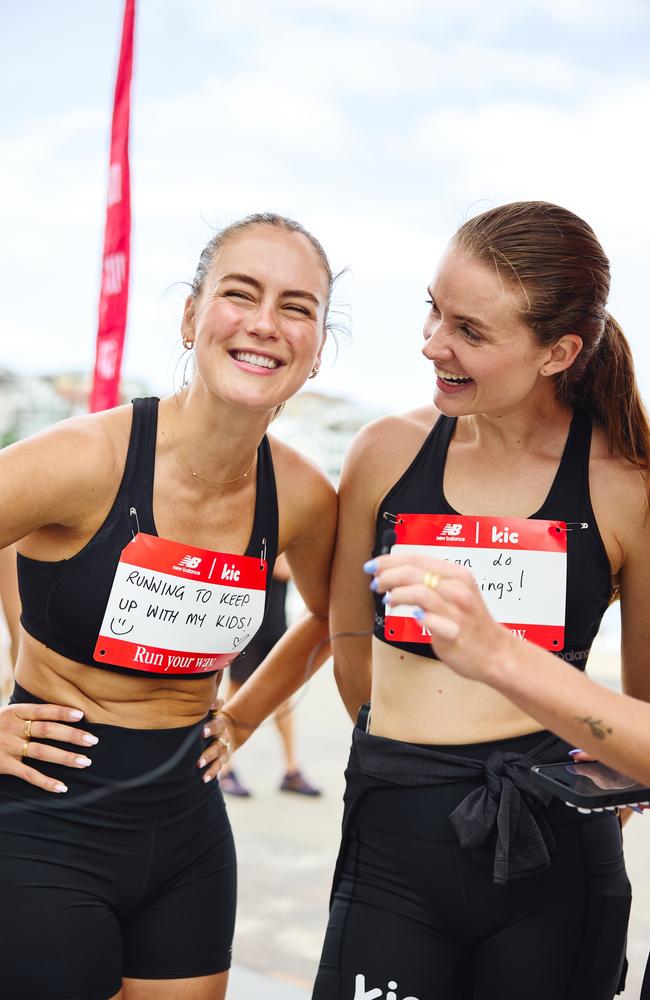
561,314,650,474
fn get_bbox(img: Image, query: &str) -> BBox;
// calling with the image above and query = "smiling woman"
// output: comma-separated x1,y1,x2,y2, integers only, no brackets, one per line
0,212,338,1000
313,201,650,1000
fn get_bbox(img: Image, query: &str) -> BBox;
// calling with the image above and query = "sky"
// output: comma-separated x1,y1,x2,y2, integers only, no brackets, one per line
1,0,649,412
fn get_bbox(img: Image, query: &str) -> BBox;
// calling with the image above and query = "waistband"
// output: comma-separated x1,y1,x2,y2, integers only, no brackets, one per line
3,683,212,815
349,705,572,885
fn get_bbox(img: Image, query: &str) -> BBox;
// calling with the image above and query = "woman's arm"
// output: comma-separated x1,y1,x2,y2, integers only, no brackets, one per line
205,451,338,770
329,428,381,720
369,551,650,786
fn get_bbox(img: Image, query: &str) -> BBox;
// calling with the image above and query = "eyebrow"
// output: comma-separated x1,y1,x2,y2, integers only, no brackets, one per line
427,289,491,331
220,273,321,307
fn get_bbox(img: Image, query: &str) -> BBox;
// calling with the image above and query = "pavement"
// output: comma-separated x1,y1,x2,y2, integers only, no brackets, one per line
224,614,650,998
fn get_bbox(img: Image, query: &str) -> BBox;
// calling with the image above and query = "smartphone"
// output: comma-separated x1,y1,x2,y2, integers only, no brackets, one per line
530,761,650,810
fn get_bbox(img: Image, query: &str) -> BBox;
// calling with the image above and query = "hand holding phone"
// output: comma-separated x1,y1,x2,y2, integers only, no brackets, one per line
531,761,650,813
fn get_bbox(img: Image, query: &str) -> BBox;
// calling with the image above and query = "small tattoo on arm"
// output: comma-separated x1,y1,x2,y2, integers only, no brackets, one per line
574,716,613,740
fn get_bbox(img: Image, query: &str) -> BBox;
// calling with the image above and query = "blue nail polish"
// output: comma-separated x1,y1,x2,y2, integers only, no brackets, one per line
412,608,424,621
631,805,643,814
363,559,378,575
568,749,584,756
370,578,379,592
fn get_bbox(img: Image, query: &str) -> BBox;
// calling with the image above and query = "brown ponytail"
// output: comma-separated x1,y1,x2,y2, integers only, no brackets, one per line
558,313,650,470
455,202,650,483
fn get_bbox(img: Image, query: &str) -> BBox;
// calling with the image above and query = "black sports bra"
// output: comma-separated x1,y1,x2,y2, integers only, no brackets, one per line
372,410,612,671
18,397,279,677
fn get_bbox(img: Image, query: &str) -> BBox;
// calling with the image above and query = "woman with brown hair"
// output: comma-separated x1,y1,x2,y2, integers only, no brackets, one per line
312,202,649,999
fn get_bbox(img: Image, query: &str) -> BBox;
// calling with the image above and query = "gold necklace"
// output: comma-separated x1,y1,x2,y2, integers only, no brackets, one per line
171,431,257,487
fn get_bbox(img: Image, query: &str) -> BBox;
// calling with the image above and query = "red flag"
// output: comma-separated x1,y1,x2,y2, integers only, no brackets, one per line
90,0,136,412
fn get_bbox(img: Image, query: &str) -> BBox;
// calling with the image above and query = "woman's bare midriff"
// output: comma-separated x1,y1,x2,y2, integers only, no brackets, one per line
16,631,221,729
369,637,544,744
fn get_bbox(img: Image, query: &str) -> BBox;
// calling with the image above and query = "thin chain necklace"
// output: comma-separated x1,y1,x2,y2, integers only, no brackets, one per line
171,430,257,487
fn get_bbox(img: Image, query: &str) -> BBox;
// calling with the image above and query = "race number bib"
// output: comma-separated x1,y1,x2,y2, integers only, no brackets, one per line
385,514,567,650
93,533,267,674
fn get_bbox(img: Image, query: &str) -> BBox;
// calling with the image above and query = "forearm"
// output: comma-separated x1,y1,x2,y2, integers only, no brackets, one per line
223,612,330,747
488,637,650,785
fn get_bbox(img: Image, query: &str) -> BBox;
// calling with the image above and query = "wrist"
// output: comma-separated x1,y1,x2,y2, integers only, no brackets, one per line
482,626,517,691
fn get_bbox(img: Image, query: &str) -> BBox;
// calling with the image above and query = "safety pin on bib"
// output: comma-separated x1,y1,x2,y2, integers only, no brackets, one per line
129,507,141,541
260,536,267,570
382,512,403,525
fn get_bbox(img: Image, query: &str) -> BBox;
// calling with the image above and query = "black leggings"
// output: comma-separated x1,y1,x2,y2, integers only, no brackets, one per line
313,738,630,1000
0,684,236,1000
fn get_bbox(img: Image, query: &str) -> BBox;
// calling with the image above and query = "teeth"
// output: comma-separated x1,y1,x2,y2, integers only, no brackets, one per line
233,351,280,370
436,369,472,384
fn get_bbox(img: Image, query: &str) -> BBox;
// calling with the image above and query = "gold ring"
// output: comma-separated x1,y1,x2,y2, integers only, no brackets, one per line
209,708,220,720
217,736,231,752
23,720,33,740
21,740,30,761
423,571,441,591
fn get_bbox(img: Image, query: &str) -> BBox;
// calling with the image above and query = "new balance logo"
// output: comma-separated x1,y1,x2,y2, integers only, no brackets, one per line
440,523,463,536
179,555,202,569
353,973,420,1000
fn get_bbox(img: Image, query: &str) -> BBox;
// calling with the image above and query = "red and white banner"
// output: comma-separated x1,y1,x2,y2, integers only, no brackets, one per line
94,533,268,674
90,0,136,412
385,513,567,650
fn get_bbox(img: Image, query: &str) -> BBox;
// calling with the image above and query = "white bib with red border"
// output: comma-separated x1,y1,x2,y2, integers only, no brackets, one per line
385,513,567,651
93,533,267,674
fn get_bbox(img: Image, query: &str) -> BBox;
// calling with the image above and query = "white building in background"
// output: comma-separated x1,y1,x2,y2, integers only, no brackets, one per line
0,370,149,445
272,391,383,486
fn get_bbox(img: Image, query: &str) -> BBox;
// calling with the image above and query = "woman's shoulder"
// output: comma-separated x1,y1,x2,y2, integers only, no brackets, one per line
6,404,131,478
345,404,439,471
589,423,649,547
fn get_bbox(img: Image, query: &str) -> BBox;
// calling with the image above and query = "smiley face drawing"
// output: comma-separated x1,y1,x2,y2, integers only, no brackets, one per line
110,617,135,636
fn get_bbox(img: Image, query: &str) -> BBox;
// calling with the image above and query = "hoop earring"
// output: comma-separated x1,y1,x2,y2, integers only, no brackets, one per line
309,364,320,379
182,338,194,350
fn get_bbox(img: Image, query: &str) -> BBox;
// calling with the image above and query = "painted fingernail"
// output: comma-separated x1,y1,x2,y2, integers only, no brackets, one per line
69,710,84,720
382,593,392,605
363,559,378,575
568,749,584,756
370,578,379,592
81,734,99,746
75,756,92,767
198,757,207,769
203,725,211,738
203,773,213,783
54,783,68,793
412,608,425,621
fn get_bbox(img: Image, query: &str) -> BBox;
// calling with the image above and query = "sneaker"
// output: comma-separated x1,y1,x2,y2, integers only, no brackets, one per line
220,770,252,797
279,770,322,797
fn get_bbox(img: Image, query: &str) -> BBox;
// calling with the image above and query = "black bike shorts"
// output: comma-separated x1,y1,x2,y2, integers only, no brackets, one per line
0,683,237,1000
313,732,631,1000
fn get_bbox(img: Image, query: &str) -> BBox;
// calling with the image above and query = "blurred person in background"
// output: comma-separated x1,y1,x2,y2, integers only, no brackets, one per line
220,552,321,797
0,545,20,702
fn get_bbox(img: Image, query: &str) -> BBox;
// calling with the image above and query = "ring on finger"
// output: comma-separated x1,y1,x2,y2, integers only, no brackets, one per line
21,740,31,761
23,719,33,740
423,571,441,591
217,736,231,752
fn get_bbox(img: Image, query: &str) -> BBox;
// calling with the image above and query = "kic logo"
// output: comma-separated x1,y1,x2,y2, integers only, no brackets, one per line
353,974,420,1000
440,523,463,536
491,526,519,544
221,562,241,582
179,555,202,569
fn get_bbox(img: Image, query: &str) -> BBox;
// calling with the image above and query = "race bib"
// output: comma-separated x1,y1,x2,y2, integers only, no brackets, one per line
94,533,267,674
385,514,567,650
